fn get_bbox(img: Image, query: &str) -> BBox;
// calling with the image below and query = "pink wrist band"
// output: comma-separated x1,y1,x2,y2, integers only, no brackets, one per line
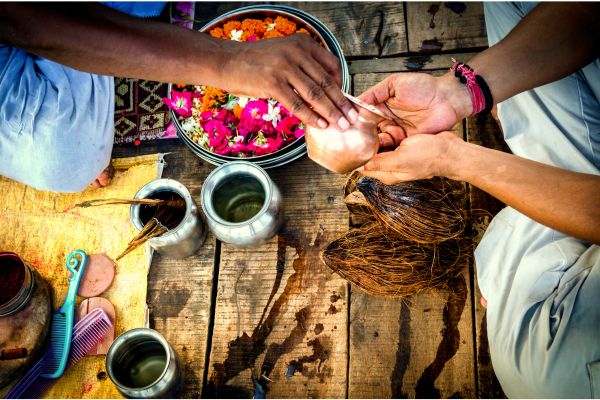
450,58,491,116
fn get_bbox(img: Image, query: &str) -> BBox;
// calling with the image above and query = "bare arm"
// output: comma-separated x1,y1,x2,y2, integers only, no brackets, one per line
447,137,600,244
359,2,600,140
0,2,356,130
469,2,600,104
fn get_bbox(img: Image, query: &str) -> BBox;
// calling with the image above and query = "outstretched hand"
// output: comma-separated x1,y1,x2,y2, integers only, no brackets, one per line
359,131,461,184
222,34,357,131
358,72,472,146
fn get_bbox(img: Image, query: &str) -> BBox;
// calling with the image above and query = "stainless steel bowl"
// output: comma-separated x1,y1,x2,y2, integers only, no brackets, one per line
169,5,350,169
201,161,283,247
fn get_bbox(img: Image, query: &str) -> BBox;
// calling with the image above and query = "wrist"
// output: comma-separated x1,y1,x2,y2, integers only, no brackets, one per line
439,72,472,120
439,133,471,180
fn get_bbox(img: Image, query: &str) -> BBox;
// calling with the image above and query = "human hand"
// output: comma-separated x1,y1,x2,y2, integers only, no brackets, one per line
221,34,357,131
359,131,462,184
358,72,472,145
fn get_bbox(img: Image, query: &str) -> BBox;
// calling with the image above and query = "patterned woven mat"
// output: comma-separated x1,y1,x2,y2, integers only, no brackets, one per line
113,2,196,145
113,78,173,144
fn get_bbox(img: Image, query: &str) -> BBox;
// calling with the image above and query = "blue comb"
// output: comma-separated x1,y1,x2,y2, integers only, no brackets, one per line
39,250,88,379
5,308,113,399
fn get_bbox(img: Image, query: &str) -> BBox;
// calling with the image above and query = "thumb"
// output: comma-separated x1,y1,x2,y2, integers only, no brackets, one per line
358,76,394,105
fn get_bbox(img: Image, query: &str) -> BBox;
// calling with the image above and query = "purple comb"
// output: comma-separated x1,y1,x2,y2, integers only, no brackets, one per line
5,308,113,399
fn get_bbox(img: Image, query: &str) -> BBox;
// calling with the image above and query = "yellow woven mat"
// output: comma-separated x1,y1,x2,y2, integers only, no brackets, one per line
0,154,164,399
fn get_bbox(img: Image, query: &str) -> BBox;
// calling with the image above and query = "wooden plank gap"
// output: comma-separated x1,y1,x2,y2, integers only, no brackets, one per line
200,239,222,398
403,2,411,53
348,52,477,75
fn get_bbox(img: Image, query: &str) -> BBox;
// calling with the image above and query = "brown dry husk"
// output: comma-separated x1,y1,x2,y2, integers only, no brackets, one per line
324,173,470,298
356,176,467,244
322,223,468,298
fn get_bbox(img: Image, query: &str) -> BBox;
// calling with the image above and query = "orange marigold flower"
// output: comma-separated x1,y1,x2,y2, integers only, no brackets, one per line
209,27,226,39
263,29,285,39
241,18,266,38
233,105,243,119
264,17,274,24
223,20,242,36
201,86,227,112
274,16,296,35
176,83,187,88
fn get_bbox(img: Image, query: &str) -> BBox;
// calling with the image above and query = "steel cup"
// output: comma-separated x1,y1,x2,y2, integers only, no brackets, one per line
130,179,206,259
201,161,283,247
106,328,182,399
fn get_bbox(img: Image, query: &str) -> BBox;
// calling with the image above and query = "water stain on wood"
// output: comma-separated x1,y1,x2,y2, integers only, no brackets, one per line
414,277,468,398
330,293,341,303
206,227,332,397
149,283,192,319
391,300,411,398
445,2,467,14
421,39,444,52
327,304,339,315
286,336,333,383
404,55,432,70
261,307,311,378
314,323,324,335
427,4,440,28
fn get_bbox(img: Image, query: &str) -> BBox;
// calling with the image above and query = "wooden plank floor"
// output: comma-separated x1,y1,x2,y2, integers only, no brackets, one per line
113,2,507,398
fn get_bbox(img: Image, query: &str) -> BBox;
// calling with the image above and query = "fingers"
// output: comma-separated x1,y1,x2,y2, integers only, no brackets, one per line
291,64,357,131
359,170,408,186
378,120,407,147
307,38,344,87
359,151,412,185
362,151,404,175
276,82,329,129
358,75,396,105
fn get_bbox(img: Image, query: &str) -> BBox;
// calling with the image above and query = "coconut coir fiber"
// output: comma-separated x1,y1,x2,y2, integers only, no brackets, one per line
322,174,470,298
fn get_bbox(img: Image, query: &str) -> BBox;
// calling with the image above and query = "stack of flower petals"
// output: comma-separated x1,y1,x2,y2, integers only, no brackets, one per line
163,15,314,159
321,174,470,298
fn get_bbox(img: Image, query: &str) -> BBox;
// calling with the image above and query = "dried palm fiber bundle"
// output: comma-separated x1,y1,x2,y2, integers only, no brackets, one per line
67,197,186,260
356,176,467,244
343,171,376,225
321,223,468,298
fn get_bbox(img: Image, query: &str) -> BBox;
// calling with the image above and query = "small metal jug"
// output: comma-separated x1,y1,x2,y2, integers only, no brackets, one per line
201,161,283,247
130,179,206,259
106,328,182,399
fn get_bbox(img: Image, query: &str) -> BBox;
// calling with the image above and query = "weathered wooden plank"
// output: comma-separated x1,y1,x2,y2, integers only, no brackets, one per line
465,114,508,398
112,141,217,397
349,270,474,399
348,52,476,75
346,74,475,397
194,2,408,58
204,156,349,398
406,2,488,53
281,2,407,57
